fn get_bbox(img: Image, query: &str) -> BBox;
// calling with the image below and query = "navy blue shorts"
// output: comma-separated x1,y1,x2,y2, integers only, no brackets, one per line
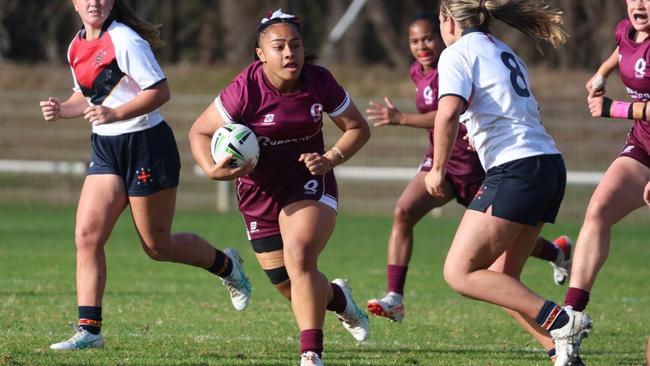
468,154,566,226
88,122,181,196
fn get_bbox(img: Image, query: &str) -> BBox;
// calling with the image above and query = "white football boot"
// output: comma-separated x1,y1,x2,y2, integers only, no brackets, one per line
367,292,405,322
332,278,370,342
50,324,103,350
550,236,573,286
300,351,324,366
550,307,592,366
221,248,252,311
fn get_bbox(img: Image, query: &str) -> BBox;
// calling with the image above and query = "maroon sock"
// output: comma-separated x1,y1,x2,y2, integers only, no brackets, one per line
326,283,346,313
387,264,408,295
564,287,590,311
533,238,559,262
300,329,323,357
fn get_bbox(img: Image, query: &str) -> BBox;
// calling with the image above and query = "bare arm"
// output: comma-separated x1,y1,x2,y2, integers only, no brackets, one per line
83,81,170,126
301,101,371,176
587,47,619,97
366,97,436,129
39,92,88,122
188,102,252,180
425,95,465,197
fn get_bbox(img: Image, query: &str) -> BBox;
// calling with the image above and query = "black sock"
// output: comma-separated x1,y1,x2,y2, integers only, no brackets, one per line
78,306,102,335
535,300,569,331
207,248,233,277
547,348,556,358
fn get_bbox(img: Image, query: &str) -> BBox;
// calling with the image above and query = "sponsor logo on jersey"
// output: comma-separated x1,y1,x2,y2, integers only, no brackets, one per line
423,86,434,105
635,58,647,79
625,87,650,101
310,103,323,123
262,114,275,125
304,179,319,195
622,145,635,154
249,221,259,233
257,129,320,147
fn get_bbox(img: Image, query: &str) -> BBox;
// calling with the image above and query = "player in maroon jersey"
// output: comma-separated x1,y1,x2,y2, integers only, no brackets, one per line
570,0,650,322
365,12,573,324
39,0,251,351
189,9,371,366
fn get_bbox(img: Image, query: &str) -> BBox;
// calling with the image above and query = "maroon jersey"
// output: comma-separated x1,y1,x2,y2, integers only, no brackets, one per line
615,19,650,146
409,61,483,180
216,61,349,186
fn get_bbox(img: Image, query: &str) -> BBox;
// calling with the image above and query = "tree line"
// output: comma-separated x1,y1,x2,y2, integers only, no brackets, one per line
0,0,625,69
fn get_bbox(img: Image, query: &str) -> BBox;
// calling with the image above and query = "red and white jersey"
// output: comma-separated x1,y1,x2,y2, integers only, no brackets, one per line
67,19,166,136
215,61,350,186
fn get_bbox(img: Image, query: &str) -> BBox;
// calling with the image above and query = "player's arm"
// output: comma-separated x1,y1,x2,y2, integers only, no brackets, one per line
301,102,370,176
39,92,88,122
83,81,170,126
425,95,464,197
586,47,619,97
587,94,650,122
366,96,436,128
188,102,252,181
644,181,650,207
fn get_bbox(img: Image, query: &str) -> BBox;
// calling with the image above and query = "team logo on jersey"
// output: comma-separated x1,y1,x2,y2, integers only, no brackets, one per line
262,114,275,125
635,58,647,79
310,103,323,123
136,168,152,186
304,179,319,195
95,49,107,65
423,86,434,105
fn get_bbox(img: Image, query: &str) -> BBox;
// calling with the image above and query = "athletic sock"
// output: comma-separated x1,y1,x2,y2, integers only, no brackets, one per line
207,248,233,277
535,301,569,332
78,306,102,335
387,264,408,295
326,282,346,314
534,238,560,262
564,287,590,311
300,329,323,358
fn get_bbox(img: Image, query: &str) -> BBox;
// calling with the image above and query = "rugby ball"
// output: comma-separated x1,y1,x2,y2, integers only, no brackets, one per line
210,124,259,168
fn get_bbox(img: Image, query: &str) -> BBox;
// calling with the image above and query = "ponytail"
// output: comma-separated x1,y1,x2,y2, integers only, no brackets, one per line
111,0,164,49
440,0,567,51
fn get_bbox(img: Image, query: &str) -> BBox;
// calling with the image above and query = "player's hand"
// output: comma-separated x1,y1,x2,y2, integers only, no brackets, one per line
587,96,605,117
299,152,332,176
586,73,606,98
39,97,61,122
207,154,254,180
644,181,650,207
366,97,403,127
84,105,118,126
463,134,475,151
424,169,446,197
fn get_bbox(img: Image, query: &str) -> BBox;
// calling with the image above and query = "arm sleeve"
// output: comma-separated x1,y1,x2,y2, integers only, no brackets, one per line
316,66,350,117
615,18,629,46
437,48,472,104
115,32,166,90
67,42,81,93
214,76,247,124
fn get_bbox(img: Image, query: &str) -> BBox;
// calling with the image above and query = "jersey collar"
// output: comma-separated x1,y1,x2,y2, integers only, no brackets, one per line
461,26,490,37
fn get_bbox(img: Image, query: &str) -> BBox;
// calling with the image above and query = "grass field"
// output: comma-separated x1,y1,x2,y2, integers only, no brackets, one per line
0,203,648,365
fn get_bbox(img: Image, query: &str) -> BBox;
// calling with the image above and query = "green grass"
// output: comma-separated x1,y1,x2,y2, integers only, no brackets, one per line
0,204,648,365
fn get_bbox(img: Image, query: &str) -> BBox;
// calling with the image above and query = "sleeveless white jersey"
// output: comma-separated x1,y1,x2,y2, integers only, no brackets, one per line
437,29,559,170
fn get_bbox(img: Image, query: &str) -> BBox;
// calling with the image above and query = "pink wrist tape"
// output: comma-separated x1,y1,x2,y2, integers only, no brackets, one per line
611,101,631,119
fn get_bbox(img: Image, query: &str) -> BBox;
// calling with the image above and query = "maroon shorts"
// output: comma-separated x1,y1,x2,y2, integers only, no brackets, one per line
619,125,650,168
237,171,338,240
418,155,484,207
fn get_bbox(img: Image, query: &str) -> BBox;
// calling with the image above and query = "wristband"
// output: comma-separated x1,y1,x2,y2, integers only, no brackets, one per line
611,101,632,119
602,98,647,120
591,73,606,91
330,147,345,161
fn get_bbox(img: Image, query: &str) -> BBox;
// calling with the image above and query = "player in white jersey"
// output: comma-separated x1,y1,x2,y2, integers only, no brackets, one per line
39,0,251,351
425,1,590,365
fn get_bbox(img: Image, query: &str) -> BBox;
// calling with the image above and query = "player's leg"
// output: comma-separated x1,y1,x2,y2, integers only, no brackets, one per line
530,235,573,286
368,171,453,322
129,188,251,310
251,235,292,299
566,157,649,311
50,174,127,350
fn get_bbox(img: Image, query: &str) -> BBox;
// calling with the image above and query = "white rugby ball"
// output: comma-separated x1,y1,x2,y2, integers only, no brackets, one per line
210,124,259,168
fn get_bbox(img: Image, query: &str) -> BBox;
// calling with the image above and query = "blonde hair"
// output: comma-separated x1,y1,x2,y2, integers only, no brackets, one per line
440,0,567,51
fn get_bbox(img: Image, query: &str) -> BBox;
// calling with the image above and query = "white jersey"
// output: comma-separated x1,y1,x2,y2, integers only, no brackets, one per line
437,29,560,170
68,20,166,136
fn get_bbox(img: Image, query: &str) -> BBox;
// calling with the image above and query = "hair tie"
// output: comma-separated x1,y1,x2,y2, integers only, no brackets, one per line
260,9,300,25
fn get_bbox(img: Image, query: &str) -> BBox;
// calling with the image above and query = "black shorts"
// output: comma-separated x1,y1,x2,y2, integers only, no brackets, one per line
87,122,181,196
468,154,566,226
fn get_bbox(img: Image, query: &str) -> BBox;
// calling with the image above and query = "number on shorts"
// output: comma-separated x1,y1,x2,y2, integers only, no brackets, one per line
500,52,530,98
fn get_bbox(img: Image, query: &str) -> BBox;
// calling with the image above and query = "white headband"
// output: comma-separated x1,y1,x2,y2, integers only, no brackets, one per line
261,9,296,24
